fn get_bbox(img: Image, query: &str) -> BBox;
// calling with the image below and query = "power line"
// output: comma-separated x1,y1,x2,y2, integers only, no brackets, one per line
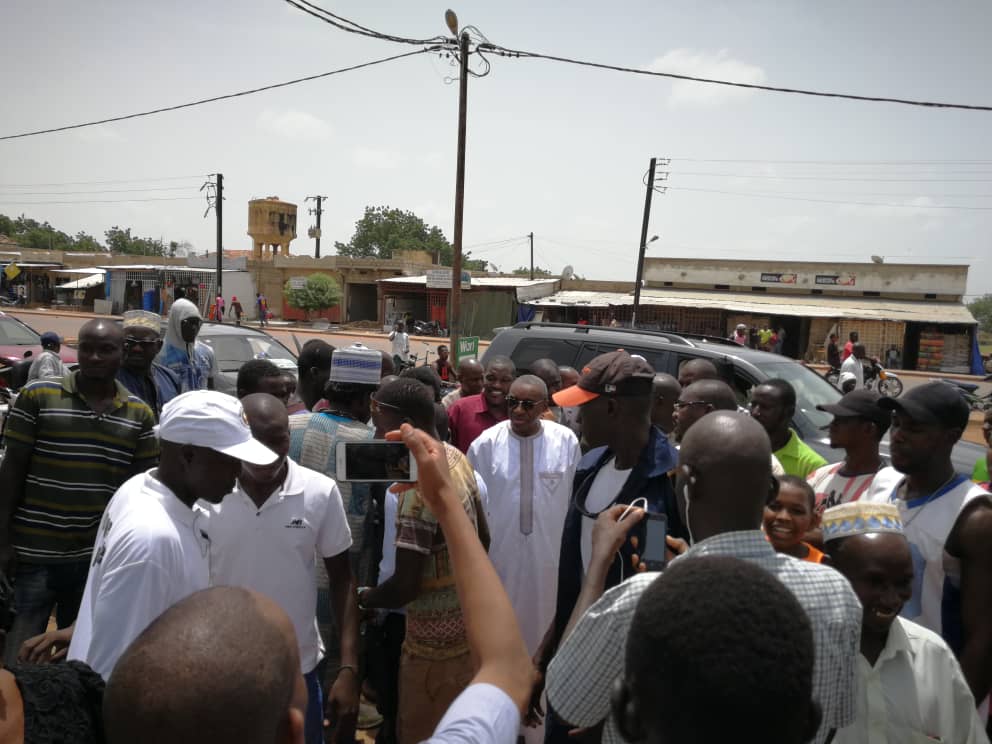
0,175,206,187
669,158,992,165
674,171,992,183
0,49,434,141
665,185,992,210
481,44,992,112
0,186,201,196
283,0,449,46
0,197,204,205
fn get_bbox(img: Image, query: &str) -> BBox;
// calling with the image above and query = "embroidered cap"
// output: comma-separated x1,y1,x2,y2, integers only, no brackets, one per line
329,344,382,385
122,310,162,332
821,502,904,543
156,390,278,465
553,349,655,407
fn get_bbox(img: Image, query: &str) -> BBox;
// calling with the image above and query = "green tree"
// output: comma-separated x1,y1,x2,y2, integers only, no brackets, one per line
104,226,165,256
284,274,342,320
511,265,554,277
334,205,487,271
968,294,992,333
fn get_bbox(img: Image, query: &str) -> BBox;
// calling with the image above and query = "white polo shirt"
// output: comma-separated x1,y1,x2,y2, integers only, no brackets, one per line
206,458,352,673
68,471,211,680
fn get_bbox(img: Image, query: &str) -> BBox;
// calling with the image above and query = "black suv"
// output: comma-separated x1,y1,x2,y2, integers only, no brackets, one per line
483,322,983,473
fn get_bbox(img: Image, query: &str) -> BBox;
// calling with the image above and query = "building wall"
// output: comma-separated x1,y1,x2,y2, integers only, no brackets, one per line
643,258,968,299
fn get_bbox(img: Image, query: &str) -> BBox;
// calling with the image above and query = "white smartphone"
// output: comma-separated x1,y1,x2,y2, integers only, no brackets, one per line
335,440,419,483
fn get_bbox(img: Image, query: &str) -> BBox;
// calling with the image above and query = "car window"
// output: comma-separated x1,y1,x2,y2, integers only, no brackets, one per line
200,336,250,373
245,336,296,361
0,316,40,345
574,344,672,375
750,361,840,431
510,337,584,371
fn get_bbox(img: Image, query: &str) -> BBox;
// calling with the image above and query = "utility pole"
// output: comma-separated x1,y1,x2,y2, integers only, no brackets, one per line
215,173,224,302
529,231,534,280
449,21,469,356
631,157,668,327
306,195,327,258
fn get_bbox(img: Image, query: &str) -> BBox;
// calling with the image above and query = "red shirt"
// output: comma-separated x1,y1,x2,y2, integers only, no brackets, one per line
842,340,854,361
447,393,506,453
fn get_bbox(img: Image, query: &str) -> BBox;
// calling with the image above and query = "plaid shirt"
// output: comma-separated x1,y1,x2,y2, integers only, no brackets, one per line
545,530,861,744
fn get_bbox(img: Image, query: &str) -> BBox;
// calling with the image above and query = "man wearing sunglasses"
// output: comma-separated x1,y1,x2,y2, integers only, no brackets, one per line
157,298,218,392
534,350,683,743
116,310,181,421
467,375,580,743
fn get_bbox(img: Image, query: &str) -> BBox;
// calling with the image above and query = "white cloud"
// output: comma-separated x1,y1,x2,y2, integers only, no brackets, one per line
257,109,332,141
352,147,404,169
644,49,767,107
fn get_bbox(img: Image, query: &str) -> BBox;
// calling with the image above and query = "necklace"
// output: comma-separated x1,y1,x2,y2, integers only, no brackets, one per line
891,472,963,530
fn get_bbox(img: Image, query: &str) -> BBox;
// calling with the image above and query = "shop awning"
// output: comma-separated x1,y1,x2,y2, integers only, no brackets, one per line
56,273,105,290
528,288,977,324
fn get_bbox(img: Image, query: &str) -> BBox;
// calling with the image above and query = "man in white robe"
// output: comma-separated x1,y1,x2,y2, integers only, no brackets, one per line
468,374,580,743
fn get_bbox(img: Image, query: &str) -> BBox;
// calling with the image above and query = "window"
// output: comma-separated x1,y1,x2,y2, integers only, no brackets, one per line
0,316,40,345
510,337,583,371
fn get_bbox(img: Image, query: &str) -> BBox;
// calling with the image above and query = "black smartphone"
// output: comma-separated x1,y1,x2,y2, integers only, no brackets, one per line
640,512,668,571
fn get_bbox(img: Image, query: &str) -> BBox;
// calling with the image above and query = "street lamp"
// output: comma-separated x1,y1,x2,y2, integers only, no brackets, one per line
631,234,659,327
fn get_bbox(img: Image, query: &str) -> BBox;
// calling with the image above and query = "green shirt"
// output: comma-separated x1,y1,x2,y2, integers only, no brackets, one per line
5,371,158,564
773,429,828,480
974,457,989,484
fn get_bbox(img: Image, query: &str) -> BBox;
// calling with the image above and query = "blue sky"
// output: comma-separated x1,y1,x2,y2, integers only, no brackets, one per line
2,0,990,296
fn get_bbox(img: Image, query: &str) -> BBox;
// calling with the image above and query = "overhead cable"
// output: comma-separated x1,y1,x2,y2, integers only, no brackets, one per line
665,185,992,210
481,44,992,112
0,49,433,141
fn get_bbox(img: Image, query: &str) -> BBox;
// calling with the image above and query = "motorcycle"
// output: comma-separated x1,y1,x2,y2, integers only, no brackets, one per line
405,319,447,337
825,360,903,397
864,361,903,398
931,376,992,412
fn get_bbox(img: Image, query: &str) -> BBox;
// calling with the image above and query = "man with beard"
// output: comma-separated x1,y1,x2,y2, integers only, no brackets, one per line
865,383,992,711
468,376,579,743
447,356,514,453
116,309,181,420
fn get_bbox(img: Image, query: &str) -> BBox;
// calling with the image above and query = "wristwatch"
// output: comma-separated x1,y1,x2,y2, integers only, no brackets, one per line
357,586,371,611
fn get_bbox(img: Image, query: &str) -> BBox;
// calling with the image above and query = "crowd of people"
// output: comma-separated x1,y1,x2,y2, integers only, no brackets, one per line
1,306,991,744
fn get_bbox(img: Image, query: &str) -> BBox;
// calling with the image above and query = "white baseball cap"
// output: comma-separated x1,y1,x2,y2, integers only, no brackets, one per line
156,391,278,465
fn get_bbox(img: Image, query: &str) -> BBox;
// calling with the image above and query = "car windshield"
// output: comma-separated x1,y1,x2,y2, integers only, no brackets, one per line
0,315,41,345
756,361,840,430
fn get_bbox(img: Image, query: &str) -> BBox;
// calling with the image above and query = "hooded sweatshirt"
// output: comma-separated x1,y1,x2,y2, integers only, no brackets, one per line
157,298,217,392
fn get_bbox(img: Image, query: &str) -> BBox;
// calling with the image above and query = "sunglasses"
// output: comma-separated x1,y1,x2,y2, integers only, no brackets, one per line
506,396,544,411
123,337,159,349
370,398,403,415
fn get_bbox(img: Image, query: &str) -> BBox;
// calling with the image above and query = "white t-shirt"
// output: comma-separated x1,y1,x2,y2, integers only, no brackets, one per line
206,458,352,674
840,355,864,389
389,330,409,357
580,458,632,573
68,471,211,680
807,461,885,515
425,683,521,744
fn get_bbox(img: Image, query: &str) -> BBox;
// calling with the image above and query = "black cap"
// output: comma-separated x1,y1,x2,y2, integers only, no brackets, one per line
817,389,889,430
553,350,655,407
878,382,970,431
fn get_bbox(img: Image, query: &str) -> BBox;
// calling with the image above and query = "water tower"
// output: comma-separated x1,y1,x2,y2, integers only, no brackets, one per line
248,197,297,260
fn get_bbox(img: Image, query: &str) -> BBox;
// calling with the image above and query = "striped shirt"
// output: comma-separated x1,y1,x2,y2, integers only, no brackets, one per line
289,411,373,579
4,372,158,564
546,530,862,744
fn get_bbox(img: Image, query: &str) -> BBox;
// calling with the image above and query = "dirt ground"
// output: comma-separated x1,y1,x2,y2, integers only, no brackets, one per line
965,411,989,447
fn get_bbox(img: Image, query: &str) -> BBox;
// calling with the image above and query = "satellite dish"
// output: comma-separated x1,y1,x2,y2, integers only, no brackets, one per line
871,255,884,264
560,264,575,280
